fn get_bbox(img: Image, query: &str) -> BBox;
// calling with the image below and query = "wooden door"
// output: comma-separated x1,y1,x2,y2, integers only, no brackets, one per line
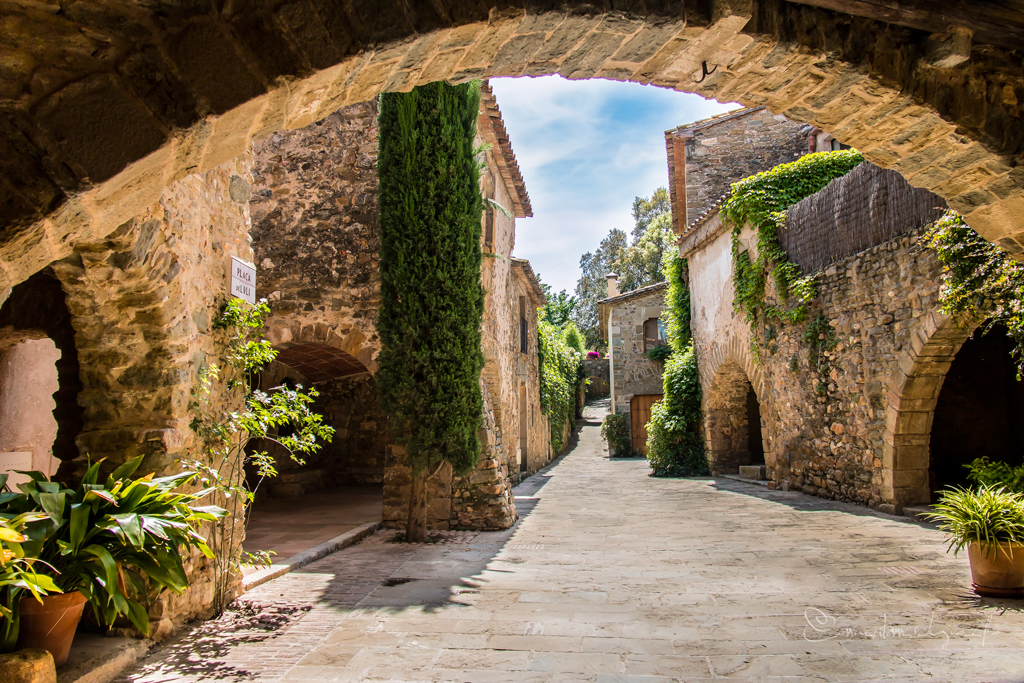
630,394,662,455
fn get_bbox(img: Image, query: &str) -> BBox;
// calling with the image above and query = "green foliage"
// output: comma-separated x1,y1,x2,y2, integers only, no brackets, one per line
646,343,708,477
801,312,838,373
965,457,1024,494
613,213,676,294
631,187,671,240
573,228,628,350
645,344,672,363
661,250,692,353
187,298,333,611
925,211,1024,377
538,320,582,454
724,150,865,340
925,485,1024,558
0,460,226,649
600,413,630,457
573,188,674,350
541,289,577,328
562,323,585,355
0,508,59,641
376,81,486,478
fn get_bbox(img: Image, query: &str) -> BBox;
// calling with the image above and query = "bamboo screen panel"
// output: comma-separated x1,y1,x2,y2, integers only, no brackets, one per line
779,162,947,274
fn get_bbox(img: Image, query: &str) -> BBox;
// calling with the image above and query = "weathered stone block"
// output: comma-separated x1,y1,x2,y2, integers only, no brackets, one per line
0,650,56,683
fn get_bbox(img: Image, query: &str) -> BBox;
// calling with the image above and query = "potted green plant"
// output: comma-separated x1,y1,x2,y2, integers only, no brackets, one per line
0,457,226,665
925,485,1024,598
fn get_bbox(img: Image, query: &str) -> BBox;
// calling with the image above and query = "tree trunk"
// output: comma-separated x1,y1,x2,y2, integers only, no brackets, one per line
406,468,428,542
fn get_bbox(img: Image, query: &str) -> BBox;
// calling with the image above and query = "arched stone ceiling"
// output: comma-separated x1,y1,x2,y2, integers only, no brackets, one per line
1,0,1022,292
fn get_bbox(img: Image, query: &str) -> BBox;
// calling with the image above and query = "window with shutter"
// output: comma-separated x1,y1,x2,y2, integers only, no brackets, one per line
644,318,665,351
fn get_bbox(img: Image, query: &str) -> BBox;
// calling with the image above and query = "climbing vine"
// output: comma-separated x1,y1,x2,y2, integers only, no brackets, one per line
645,251,707,476
723,150,865,347
538,319,582,454
925,211,1024,377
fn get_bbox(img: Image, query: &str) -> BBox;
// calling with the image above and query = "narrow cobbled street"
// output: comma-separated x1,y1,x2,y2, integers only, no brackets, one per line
123,401,1024,682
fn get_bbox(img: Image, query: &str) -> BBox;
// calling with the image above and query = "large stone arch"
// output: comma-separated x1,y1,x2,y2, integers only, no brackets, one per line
701,337,775,474
882,310,973,508
2,0,1024,299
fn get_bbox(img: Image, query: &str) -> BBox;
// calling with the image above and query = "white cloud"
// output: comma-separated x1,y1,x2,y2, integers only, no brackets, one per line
490,75,739,295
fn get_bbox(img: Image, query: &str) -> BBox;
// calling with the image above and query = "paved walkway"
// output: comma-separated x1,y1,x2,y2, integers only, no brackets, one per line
244,486,383,559
123,401,1024,682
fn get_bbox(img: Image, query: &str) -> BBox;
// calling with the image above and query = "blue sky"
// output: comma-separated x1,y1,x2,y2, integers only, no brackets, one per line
489,76,738,295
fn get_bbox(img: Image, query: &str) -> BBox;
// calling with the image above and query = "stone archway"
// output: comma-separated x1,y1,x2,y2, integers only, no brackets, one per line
701,341,773,475
882,311,972,508
2,1,1024,300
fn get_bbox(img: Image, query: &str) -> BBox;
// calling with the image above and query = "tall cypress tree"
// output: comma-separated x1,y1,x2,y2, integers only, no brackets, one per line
377,81,485,541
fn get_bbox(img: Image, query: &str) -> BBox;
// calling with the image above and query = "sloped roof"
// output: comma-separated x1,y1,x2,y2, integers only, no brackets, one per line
511,257,547,306
479,82,532,218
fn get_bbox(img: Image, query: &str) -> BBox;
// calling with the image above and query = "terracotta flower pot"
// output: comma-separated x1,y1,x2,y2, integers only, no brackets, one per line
968,542,1024,598
16,591,88,667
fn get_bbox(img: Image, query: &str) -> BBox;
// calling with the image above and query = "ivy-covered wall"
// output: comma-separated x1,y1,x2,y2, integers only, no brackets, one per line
679,153,991,512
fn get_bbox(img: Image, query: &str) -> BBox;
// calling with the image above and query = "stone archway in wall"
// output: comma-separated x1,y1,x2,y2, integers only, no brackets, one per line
3,1,1024,302
883,311,972,508
701,344,773,476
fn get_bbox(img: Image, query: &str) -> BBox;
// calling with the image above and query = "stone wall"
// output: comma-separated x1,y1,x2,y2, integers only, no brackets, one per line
583,357,610,399
607,283,668,418
249,100,382,371
667,108,810,228
250,96,534,532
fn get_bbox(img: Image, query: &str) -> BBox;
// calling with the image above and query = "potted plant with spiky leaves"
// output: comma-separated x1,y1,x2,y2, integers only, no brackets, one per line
926,485,1024,598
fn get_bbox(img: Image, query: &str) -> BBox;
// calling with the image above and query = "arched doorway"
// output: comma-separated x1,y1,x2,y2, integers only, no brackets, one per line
243,342,384,561
0,269,84,488
929,325,1024,496
705,360,767,476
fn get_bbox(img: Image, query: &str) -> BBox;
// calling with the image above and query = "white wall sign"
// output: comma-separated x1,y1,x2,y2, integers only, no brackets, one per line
230,257,256,304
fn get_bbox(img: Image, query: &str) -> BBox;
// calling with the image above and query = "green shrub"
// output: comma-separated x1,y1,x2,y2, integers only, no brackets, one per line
645,344,672,363
600,413,630,456
376,81,486,540
539,320,582,454
965,457,1024,494
646,343,708,477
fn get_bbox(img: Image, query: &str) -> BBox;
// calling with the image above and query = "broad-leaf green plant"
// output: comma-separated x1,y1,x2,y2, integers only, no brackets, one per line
186,298,333,612
965,457,1024,494
925,485,1024,559
0,460,225,650
0,505,60,649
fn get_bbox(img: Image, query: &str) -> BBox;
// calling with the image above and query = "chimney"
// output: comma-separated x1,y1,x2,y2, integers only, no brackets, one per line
606,272,619,299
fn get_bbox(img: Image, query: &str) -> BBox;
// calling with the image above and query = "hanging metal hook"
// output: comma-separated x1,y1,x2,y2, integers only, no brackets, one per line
695,60,718,83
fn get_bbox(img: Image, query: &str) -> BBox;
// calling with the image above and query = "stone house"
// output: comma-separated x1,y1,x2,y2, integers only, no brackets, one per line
665,107,811,234
665,105,1024,514
247,82,546,532
597,279,668,455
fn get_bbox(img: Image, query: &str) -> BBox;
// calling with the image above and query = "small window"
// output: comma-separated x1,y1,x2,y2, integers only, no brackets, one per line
644,318,666,351
484,207,494,248
830,139,851,151
519,296,528,354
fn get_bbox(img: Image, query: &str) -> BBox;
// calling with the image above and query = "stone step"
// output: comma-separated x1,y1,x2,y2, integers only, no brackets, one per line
738,465,767,480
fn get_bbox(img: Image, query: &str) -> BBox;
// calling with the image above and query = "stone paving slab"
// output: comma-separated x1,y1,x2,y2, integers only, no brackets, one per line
120,402,1024,682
